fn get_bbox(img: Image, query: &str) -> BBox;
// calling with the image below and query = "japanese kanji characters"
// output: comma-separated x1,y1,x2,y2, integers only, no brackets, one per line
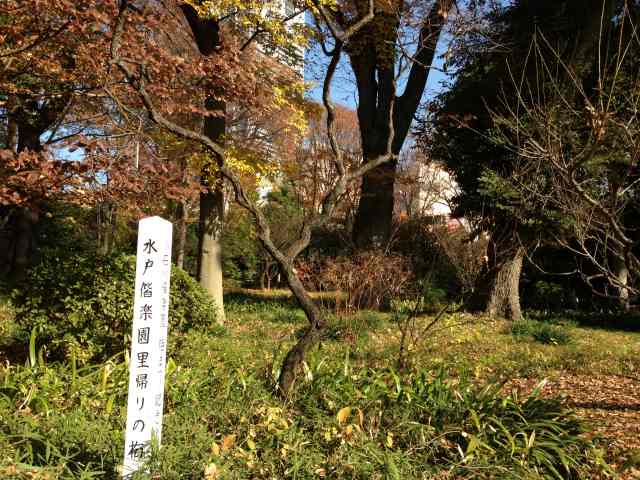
123,218,173,476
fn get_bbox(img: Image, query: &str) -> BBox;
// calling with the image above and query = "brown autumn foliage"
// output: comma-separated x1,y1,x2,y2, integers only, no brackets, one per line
1,0,304,215
298,251,413,313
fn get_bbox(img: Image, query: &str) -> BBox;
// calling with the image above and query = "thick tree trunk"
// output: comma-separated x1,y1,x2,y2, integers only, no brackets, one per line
4,94,71,280
10,208,38,282
353,158,397,248
0,98,17,275
486,246,525,321
5,96,18,152
181,3,226,323
173,157,189,270
350,0,451,248
7,113,43,281
612,256,630,311
17,126,42,154
196,96,226,324
197,186,225,324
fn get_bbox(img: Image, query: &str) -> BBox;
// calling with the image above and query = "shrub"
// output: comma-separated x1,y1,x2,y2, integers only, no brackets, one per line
429,225,488,296
530,281,566,312
221,206,260,287
10,252,217,362
421,281,448,312
510,319,572,345
531,323,572,345
394,218,488,299
306,250,413,313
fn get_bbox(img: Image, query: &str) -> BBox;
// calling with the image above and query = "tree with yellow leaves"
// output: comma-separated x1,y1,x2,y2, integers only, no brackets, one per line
103,0,308,323
109,0,398,394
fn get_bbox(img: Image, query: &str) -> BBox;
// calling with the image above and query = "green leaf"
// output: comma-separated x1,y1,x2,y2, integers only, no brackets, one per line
29,326,38,368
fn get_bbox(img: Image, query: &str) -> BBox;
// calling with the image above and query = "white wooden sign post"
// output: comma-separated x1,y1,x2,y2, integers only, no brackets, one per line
122,216,173,478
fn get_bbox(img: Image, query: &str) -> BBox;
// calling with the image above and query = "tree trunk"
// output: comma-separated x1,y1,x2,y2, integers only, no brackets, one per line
197,186,225,324
278,320,324,393
5,96,18,152
181,3,226,323
97,201,117,256
353,158,397,248
174,158,189,270
350,0,451,248
9,208,39,282
4,94,71,280
174,200,188,270
612,256,630,311
196,96,226,324
7,108,44,281
244,216,327,394
486,246,525,321
1,102,19,277
277,268,325,395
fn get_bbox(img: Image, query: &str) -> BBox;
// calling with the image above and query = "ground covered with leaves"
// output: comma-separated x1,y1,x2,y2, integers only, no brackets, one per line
1,291,639,479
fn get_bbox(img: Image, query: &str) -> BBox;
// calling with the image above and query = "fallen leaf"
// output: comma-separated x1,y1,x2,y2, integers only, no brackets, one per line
337,406,351,424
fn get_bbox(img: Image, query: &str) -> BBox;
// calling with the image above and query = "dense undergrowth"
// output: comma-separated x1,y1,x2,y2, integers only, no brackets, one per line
1,291,628,479
2,252,217,363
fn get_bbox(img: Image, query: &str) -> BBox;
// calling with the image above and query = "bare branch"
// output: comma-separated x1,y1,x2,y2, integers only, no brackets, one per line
312,0,374,43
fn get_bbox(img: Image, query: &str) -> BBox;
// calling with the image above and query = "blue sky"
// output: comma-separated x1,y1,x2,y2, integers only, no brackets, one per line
304,30,453,112
54,16,454,163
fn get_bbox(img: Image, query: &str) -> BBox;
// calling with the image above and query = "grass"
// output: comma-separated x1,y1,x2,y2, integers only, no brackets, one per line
1,291,639,479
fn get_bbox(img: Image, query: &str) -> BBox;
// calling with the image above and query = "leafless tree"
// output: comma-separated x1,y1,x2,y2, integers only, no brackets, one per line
490,6,640,309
